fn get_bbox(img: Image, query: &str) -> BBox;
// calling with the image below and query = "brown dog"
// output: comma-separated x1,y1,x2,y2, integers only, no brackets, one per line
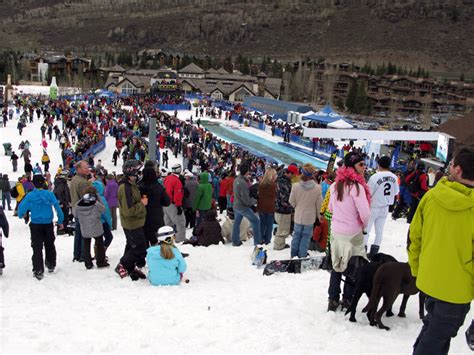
362,262,423,330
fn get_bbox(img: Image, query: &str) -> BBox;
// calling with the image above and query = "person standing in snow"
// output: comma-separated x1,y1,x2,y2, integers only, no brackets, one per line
18,174,64,280
409,147,474,355
289,164,323,258
70,160,91,262
104,174,119,231
11,151,19,172
231,163,262,246
364,156,399,259
0,206,9,275
139,167,170,247
163,164,186,243
327,152,371,312
115,160,148,281
72,187,109,270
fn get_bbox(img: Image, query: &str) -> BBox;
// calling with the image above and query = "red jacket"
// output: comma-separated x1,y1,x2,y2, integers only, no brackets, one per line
164,174,184,207
219,178,228,197
405,171,429,198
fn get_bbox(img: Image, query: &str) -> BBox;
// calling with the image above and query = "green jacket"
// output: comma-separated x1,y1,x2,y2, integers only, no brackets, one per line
192,172,213,212
118,178,146,230
408,177,474,304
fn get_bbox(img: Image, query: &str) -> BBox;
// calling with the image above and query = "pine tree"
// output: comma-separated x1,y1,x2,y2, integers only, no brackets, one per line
346,79,358,113
459,72,465,82
354,81,368,114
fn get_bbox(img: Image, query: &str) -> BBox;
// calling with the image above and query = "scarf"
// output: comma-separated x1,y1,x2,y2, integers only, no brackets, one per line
335,167,371,204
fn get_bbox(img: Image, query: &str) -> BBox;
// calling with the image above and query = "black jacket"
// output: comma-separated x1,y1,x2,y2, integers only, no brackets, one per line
193,210,223,247
53,178,71,206
139,181,171,229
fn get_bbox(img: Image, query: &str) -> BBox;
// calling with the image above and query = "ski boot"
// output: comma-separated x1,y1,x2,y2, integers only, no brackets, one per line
129,267,147,281
327,299,339,312
33,271,44,280
114,263,128,278
45,262,55,273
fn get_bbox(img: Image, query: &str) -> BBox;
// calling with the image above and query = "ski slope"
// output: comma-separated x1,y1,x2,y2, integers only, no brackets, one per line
0,108,470,354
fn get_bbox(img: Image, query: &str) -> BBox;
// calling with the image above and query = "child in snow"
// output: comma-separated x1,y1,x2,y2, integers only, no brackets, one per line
72,187,109,269
146,226,187,286
0,206,9,275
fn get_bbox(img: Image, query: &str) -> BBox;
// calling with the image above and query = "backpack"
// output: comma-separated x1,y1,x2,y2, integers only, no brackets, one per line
10,185,19,198
407,173,421,194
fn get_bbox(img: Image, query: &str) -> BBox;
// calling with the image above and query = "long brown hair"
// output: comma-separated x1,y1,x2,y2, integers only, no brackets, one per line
160,240,175,260
335,179,360,201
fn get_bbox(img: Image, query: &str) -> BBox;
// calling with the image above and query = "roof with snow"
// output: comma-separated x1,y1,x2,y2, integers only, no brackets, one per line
243,96,312,119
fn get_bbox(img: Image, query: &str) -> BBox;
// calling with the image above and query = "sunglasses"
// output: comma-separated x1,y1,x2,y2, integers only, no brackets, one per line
356,162,366,167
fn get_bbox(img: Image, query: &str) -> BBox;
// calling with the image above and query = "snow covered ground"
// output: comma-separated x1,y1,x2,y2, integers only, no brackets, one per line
0,108,471,354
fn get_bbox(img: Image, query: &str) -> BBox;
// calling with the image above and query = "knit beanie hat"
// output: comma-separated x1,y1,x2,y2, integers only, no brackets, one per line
344,152,365,168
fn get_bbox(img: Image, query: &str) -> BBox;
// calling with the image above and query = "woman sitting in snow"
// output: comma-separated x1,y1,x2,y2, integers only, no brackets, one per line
220,207,251,243
185,209,224,247
146,226,187,286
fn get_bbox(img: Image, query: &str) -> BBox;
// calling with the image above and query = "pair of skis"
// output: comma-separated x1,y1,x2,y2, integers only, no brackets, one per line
251,245,324,276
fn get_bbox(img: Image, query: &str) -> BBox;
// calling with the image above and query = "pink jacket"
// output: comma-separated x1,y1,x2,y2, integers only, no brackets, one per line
329,183,371,236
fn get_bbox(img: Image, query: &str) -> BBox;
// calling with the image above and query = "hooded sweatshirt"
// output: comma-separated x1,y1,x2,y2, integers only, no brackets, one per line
289,179,323,225
409,177,474,303
73,197,106,238
18,188,64,225
192,172,213,211
146,245,187,286
92,181,113,228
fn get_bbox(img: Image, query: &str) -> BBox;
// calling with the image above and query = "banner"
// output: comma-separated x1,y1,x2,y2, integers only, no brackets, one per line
390,145,400,169
436,133,451,162
326,150,339,173
83,138,106,159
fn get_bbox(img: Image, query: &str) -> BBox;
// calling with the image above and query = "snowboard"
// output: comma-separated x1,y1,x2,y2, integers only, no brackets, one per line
251,245,268,267
263,256,325,276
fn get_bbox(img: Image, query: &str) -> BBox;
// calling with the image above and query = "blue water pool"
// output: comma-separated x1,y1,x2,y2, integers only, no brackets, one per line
202,122,327,169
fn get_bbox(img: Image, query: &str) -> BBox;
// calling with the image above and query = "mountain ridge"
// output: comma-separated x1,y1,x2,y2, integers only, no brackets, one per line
1,0,472,74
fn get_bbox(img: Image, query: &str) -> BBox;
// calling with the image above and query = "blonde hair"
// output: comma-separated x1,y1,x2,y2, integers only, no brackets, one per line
160,240,175,260
261,168,277,186
300,163,316,181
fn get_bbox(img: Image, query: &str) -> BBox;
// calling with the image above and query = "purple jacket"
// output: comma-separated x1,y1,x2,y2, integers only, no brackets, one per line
104,179,119,208
23,180,35,194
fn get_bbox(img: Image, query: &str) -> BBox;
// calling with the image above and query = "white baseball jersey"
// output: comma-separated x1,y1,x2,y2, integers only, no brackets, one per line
368,171,399,207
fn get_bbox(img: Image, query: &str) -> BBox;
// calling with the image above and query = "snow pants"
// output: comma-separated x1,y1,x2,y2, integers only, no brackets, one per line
413,296,470,355
30,223,56,273
0,231,4,268
274,213,291,250
163,204,186,242
121,227,147,272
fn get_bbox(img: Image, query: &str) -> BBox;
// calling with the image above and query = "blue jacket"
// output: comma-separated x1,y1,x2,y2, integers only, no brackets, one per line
146,245,187,286
18,188,64,224
92,181,113,228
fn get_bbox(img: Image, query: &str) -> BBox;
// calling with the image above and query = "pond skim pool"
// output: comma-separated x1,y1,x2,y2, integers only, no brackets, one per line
202,122,327,169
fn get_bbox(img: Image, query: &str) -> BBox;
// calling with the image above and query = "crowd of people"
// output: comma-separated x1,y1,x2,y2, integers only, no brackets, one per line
0,92,472,354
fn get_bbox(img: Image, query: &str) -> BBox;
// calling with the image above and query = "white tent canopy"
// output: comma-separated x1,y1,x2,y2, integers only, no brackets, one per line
327,119,353,129
302,110,316,117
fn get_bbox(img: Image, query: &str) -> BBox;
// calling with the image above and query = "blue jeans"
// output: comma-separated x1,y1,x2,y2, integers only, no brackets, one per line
2,192,11,209
290,223,313,258
103,223,113,248
232,207,261,246
259,212,274,245
73,219,84,261
413,296,470,355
